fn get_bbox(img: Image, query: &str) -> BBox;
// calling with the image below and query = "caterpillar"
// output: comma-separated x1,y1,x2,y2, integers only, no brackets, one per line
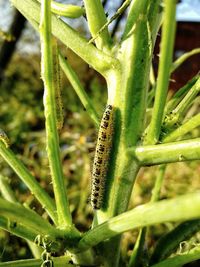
91,104,114,210
0,129,10,148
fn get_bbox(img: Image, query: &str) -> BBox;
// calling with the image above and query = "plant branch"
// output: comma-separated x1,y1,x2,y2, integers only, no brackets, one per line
127,138,200,166
11,0,117,76
40,0,72,228
120,0,151,146
169,77,200,118
163,113,200,142
0,256,73,267
122,0,147,40
0,215,38,242
150,165,166,202
128,165,167,267
59,52,100,127
0,175,17,202
78,192,200,251
145,0,177,144
150,220,200,264
171,48,200,73
165,75,199,114
0,175,43,258
83,0,112,50
111,0,126,38
0,197,60,238
150,245,200,267
0,141,57,224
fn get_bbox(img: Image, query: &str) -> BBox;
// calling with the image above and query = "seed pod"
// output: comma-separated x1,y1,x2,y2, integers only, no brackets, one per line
51,2,85,18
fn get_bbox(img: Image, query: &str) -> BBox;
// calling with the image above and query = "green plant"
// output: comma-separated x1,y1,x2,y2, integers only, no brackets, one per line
0,0,200,266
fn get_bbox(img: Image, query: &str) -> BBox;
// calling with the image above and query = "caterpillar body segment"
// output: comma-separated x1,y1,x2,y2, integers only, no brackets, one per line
91,105,114,210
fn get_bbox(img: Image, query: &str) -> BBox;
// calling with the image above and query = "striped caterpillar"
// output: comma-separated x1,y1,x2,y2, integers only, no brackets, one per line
91,104,114,210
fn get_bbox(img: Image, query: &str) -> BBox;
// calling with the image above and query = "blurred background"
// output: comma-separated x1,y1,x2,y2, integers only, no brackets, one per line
0,0,200,265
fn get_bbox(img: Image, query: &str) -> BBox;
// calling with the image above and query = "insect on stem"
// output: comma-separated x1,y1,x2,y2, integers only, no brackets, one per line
91,104,114,210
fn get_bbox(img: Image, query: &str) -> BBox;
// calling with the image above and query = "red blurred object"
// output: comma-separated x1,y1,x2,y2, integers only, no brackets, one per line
154,21,200,90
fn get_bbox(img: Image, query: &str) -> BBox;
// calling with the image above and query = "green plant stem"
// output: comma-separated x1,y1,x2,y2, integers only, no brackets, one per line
0,256,73,267
0,141,57,224
0,175,42,258
151,165,166,202
147,0,163,45
171,48,200,73
128,228,147,267
0,215,38,242
59,52,100,126
145,0,176,144
129,165,167,267
93,2,162,265
26,240,43,259
128,138,200,166
11,0,117,76
0,197,60,237
163,113,200,142
150,245,200,267
0,175,17,202
78,192,200,251
150,220,200,264
120,0,151,146
170,77,200,118
165,75,199,114
83,0,112,50
40,0,72,228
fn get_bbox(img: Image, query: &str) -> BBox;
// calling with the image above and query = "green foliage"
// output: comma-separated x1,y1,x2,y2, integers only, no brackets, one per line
0,0,200,266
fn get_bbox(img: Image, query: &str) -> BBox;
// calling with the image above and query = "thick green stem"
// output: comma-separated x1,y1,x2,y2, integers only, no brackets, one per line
83,0,112,50
78,192,200,251
40,0,72,228
93,2,161,265
145,0,177,144
128,138,200,165
59,52,100,126
11,0,117,76
0,141,57,224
